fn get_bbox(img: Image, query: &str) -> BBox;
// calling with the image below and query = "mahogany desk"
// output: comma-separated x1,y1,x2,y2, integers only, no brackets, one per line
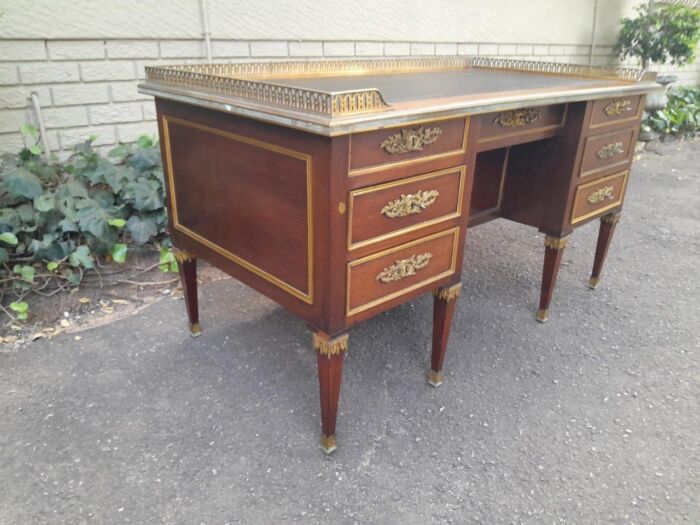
139,58,656,453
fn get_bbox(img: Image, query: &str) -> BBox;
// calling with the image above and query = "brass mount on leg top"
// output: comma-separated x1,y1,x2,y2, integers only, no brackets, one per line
173,247,195,264
432,283,462,302
313,332,349,358
544,235,569,250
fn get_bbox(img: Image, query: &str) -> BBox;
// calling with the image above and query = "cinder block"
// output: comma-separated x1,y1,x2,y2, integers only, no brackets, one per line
134,60,166,80
288,41,322,57
549,45,565,55
384,42,410,56
212,41,250,58
498,44,517,55
52,83,110,106
142,102,156,120
478,44,498,56
48,40,105,60
90,102,143,125
160,40,205,58
516,44,534,55
111,81,149,102
0,40,46,61
0,86,50,109
41,106,89,128
20,63,80,84
0,108,32,133
435,44,457,56
324,42,355,57
458,44,478,56
250,41,288,57
60,126,117,149
532,45,549,56
0,65,19,85
355,42,384,56
117,121,158,143
106,40,160,59
411,43,435,56
81,61,135,81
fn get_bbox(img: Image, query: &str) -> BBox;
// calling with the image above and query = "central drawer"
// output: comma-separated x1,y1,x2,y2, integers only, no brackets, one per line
347,166,466,250
346,228,459,317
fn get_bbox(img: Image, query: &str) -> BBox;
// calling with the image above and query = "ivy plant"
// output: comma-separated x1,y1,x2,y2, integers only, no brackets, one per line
0,126,175,321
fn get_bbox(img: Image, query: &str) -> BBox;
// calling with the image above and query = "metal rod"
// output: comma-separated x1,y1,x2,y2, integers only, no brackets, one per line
200,0,213,63
30,92,50,159
588,0,599,67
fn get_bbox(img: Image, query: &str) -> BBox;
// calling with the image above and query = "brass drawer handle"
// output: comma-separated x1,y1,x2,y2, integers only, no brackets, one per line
376,252,433,283
380,189,440,218
596,141,625,159
379,127,442,154
493,108,540,128
604,99,632,116
587,185,615,204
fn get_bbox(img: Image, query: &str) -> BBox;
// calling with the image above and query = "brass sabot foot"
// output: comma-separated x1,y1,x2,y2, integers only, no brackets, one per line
189,322,202,337
588,276,600,289
427,370,443,388
320,434,337,454
536,308,549,323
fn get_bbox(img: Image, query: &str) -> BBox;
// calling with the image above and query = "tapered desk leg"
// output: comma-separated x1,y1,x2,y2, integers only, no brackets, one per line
589,213,621,289
428,283,462,387
313,332,348,454
537,235,569,323
174,247,201,337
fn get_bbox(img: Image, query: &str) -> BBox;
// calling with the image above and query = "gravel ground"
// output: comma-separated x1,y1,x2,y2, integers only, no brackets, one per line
1,140,698,524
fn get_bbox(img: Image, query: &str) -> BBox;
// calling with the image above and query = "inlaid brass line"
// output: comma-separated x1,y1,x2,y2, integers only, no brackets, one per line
162,115,314,304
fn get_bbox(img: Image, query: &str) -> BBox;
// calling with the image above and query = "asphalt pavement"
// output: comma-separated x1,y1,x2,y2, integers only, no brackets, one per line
1,140,698,524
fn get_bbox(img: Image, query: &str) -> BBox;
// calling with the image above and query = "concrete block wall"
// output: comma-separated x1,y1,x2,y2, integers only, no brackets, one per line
0,0,698,156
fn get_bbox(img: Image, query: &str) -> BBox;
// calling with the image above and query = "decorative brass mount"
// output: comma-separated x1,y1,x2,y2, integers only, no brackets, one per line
603,99,632,116
173,247,194,263
544,236,569,250
493,108,540,128
380,189,440,218
433,283,462,302
379,127,443,154
596,141,625,159
587,185,615,204
376,253,433,283
313,333,349,358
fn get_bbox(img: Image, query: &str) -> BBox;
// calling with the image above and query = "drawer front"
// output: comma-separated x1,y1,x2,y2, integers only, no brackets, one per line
476,104,566,143
349,117,467,174
347,228,459,316
589,95,643,129
580,128,636,178
348,166,465,250
571,170,629,225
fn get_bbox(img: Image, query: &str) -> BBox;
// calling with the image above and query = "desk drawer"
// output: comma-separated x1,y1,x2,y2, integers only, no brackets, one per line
589,95,643,129
346,228,459,316
571,170,629,225
349,117,467,175
476,104,566,144
348,166,465,250
580,128,636,178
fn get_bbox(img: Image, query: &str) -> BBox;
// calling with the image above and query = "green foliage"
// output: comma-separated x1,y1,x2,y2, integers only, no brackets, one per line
10,301,29,320
0,131,169,306
644,86,700,137
615,3,700,69
159,246,179,273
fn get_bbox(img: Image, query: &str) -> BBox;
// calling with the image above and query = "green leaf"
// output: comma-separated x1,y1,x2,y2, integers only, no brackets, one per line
159,246,178,273
0,232,18,245
66,270,81,285
29,144,43,156
137,135,155,149
111,243,127,263
3,167,43,200
47,261,59,271
13,264,36,283
69,245,94,269
9,301,29,320
75,199,114,240
34,193,55,212
108,143,132,159
127,178,163,212
126,215,158,245
107,218,126,228
20,123,38,139
0,247,8,264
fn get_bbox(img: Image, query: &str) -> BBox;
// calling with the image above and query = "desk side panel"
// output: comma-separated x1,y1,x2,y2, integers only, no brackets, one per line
156,99,332,328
